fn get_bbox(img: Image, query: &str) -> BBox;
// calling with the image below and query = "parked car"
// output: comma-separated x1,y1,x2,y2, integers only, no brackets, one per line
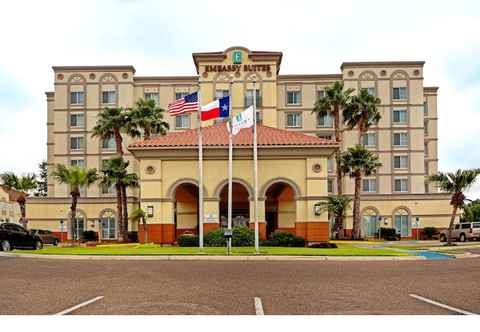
0,223,43,251
30,229,59,246
440,222,480,242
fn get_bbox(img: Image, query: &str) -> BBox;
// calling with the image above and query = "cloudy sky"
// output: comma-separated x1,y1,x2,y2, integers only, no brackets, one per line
0,0,479,197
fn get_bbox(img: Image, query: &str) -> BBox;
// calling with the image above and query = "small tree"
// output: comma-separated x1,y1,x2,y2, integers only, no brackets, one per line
130,98,170,140
460,199,480,223
340,146,382,239
51,165,98,241
130,208,147,243
429,169,480,245
0,172,37,228
316,195,352,239
34,161,48,197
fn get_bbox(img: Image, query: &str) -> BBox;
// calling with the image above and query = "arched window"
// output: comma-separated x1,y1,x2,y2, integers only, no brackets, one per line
394,208,411,237
362,208,378,237
68,210,86,240
100,210,117,240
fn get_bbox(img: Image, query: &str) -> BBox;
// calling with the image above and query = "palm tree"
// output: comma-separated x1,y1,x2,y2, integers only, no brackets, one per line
0,172,37,228
316,195,352,239
313,81,354,235
429,169,480,245
340,145,382,239
100,157,138,241
51,165,98,240
130,208,147,243
343,89,382,144
130,98,170,140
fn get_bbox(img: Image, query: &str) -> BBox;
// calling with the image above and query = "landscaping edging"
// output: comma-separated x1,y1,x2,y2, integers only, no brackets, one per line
0,252,427,261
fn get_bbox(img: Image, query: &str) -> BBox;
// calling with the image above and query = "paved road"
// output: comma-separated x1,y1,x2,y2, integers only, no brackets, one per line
1,255,479,315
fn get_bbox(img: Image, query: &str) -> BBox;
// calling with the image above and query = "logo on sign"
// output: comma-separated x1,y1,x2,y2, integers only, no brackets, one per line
233,51,242,64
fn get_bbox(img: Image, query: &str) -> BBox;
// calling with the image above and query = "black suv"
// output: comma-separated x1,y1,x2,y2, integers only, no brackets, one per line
0,223,43,251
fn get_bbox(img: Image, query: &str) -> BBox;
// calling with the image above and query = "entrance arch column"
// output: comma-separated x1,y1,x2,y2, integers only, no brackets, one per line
203,198,220,234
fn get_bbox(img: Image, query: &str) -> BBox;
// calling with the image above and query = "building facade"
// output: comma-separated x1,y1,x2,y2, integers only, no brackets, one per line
27,46,453,242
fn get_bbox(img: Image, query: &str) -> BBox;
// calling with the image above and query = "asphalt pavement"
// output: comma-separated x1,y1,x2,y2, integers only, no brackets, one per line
0,255,479,315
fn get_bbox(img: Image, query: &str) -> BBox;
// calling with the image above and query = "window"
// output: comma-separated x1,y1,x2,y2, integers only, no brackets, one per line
70,136,84,151
362,179,377,193
70,113,84,128
423,102,428,116
144,92,159,104
286,112,302,128
424,120,429,135
327,158,334,173
102,91,116,104
327,179,333,193
101,183,116,195
362,211,378,237
362,87,375,96
317,134,332,140
286,90,301,105
425,182,429,193
100,211,116,240
175,114,191,129
362,133,376,147
102,137,116,150
245,89,261,107
70,159,85,168
392,109,407,124
461,223,471,230
393,132,408,146
175,92,189,100
72,215,85,240
393,156,408,169
424,143,429,157
215,90,229,99
317,114,333,128
70,91,84,105
394,178,408,192
455,224,460,230
392,87,407,100
256,111,262,124
317,89,325,99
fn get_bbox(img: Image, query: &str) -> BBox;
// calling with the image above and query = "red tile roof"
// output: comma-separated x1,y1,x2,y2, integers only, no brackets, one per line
129,123,337,149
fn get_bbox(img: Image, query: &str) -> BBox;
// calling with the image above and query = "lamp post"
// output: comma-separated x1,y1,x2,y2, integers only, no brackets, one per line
415,217,420,241
59,219,64,243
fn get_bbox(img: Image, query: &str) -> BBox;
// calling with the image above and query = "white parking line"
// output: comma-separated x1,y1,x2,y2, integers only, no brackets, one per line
54,296,104,315
409,293,476,315
254,297,264,315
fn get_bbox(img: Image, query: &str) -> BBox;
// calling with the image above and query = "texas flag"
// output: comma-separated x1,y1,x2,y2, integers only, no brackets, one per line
200,96,230,121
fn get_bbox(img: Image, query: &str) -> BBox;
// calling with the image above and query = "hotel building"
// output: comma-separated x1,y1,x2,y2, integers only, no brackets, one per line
26,46,453,242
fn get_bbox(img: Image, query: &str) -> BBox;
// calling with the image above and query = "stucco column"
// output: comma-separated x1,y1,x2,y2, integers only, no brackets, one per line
203,199,220,234
249,198,266,239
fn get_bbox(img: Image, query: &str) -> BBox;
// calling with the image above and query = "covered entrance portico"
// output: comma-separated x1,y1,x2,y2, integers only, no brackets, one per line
129,123,337,244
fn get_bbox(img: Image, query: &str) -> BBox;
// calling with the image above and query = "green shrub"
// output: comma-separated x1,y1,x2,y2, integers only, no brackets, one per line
204,228,226,247
270,231,305,247
423,227,438,239
308,242,338,248
379,227,399,241
232,226,254,246
260,239,280,246
82,230,98,242
177,234,199,247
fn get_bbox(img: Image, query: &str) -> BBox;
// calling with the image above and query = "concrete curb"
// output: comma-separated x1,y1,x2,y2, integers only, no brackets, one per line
0,252,428,261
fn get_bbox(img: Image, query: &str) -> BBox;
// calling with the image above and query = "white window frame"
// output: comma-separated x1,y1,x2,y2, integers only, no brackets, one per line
102,90,116,104
175,114,191,129
392,87,407,100
144,92,159,104
69,113,85,128
70,136,85,151
362,132,376,147
70,159,85,169
362,178,377,193
286,112,302,128
362,87,375,96
393,155,408,169
394,178,408,193
286,90,301,105
70,91,85,105
393,132,408,147
392,109,407,124
101,137,116,151
316,113,333,128
215,90,229,100
175,91,189,101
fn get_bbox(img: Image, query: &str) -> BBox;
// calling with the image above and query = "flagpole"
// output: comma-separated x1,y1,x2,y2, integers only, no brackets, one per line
198,84,204,250
227,79,234,255
253,78,259,254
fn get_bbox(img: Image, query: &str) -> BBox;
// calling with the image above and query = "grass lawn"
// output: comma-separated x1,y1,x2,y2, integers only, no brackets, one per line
15,244,409,256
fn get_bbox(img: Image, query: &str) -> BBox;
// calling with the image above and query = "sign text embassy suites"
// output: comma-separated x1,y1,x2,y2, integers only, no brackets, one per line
25,46,454,243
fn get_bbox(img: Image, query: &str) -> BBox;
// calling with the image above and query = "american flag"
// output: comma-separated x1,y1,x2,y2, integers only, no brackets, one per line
167,92,199,116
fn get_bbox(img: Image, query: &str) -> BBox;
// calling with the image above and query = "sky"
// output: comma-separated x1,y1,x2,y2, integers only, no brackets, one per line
0,0,479,197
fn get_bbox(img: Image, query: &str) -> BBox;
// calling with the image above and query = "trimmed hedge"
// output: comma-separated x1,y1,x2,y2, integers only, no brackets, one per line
423,227,438,239
308,242,338,248
204,228,227,247
82,230,97,241
232,226,255,246
177,234,199,247
379,227,400,241
270,231,306,247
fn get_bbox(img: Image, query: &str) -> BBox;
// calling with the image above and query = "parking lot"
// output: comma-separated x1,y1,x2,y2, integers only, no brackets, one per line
0,255,479,315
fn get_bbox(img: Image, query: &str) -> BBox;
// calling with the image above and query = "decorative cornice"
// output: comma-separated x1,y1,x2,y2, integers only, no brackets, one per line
340,61,425,70
52,65,136,73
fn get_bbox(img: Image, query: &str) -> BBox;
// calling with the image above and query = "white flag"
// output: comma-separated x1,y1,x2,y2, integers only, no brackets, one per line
229,106,254,136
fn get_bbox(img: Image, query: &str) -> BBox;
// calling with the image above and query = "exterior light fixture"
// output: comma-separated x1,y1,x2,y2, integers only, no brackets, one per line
314,203,321,216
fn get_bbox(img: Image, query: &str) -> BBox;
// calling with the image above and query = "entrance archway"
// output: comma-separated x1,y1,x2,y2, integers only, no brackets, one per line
265,182,296,238
219,182,250,227
173,183,199,237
